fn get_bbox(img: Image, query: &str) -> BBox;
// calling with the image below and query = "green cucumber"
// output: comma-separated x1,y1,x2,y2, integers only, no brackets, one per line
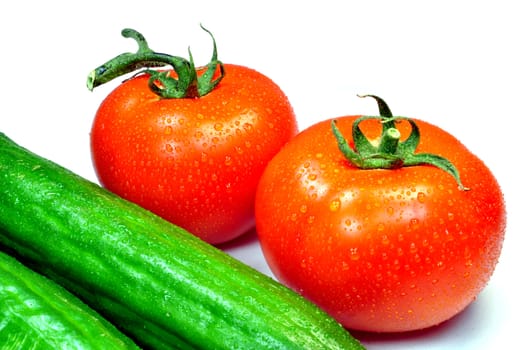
0,132,365,349
0,250,139,349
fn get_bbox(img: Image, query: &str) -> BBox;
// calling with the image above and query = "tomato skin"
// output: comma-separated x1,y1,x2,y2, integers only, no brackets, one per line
255,116,506,332
91,64,297,244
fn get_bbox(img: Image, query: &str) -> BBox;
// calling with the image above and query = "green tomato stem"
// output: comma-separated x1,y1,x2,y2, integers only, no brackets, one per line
378,127,400,154
332,95,469,191
86,25,224,99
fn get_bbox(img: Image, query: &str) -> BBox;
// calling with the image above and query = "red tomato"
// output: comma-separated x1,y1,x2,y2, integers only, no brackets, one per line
91,64,297,244
255,103,506,332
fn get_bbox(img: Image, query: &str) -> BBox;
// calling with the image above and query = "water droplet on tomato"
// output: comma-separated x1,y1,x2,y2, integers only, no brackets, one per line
224,156,233,166
393,259,401,270
329,199,341,212
164,126,173,135
350,248,360,261
214,123,223,131
301,259,307,269
243,123,253,132
417,192,426,203
299,204,308,214
378,224,386,233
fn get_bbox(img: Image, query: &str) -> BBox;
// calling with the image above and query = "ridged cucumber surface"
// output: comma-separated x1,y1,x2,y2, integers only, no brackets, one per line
0,250,139,349
0,132,365,349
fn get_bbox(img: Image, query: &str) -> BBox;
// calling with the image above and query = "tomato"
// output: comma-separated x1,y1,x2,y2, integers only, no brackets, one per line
89,28,297,244
255,96,506,332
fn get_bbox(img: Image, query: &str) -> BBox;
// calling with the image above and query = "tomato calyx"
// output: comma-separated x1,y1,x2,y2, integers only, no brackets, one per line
331,95,469,190
86,24,224,98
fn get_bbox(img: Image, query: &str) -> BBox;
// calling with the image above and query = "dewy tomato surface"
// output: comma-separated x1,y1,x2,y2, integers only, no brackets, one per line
255,101,506,332
91,65,297,244
89,29,298,244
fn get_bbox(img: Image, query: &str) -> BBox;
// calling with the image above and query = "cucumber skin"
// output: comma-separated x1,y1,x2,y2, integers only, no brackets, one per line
0,250,139,350
0,132,365,349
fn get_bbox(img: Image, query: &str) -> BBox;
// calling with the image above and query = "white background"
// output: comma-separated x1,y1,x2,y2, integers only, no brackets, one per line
1,1,525,349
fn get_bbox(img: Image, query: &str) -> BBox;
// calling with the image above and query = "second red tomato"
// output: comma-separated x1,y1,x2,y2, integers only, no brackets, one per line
255,100,505,332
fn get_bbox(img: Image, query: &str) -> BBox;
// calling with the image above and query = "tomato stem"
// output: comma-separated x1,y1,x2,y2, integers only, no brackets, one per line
332,95,469,190
86,25,224,98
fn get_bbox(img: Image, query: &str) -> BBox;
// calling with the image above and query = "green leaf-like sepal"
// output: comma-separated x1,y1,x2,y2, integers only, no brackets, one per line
87,25,224,99
332,95,469,191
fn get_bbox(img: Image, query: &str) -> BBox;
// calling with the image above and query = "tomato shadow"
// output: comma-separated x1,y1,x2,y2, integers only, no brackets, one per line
351,289,497,349
217,226,260,251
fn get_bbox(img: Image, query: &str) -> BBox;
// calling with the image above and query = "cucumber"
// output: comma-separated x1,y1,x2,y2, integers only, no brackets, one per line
0,132,365,349
0,250,139,349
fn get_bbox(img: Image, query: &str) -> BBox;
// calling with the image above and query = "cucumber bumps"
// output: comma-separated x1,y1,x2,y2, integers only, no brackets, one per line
0,250,139,349
0,132,365,349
